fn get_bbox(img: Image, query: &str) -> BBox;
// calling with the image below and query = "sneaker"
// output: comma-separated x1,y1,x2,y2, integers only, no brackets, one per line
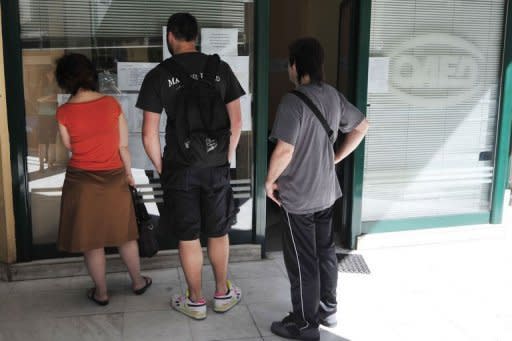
270,313,320,341
319,301,337,327
213,280,242,313
171,292,207,320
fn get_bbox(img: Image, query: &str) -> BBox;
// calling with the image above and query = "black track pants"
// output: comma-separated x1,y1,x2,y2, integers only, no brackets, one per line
281,206,338,327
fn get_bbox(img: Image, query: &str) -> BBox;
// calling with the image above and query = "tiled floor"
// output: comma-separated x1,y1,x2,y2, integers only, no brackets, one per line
1,209,512,340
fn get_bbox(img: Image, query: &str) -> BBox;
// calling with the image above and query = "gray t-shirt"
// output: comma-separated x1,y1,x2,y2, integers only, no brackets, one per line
270,82,365,215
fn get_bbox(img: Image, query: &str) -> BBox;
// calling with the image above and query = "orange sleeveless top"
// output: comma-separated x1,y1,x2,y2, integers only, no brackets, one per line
56,96,123,171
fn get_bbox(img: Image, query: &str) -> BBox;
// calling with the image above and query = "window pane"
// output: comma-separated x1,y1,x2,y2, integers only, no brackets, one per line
362,0,505,222
20,0,255,247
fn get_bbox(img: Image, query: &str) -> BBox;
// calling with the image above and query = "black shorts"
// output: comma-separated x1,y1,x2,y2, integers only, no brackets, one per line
160,165,236,241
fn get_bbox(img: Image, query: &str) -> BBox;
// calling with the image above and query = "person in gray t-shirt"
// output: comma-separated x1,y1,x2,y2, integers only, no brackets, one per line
266,38,368,341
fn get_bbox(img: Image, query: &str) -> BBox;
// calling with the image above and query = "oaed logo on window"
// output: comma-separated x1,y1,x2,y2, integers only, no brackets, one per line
388,34,483,107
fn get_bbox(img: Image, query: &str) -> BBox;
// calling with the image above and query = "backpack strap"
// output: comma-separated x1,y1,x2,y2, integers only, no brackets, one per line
159,59,197,133
160,58,192,86
203,54,221,83
290,90,334,141
197,54,222,129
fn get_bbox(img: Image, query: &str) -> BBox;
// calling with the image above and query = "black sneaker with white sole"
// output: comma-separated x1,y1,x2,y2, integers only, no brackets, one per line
270,313,320,341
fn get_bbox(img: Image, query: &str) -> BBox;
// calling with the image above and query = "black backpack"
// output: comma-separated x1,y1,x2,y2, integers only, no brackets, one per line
160,54,231,168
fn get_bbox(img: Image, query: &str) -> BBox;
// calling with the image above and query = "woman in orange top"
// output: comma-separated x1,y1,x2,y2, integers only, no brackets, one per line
55,54,151,305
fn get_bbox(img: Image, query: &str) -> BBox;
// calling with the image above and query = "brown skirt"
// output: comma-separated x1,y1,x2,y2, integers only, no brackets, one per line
58,167,138,253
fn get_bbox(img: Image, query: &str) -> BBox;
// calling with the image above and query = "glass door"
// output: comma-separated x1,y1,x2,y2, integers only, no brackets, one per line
362,0,506,231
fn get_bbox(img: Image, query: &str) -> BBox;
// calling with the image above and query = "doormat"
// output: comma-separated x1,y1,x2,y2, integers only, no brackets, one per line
336,253,370,274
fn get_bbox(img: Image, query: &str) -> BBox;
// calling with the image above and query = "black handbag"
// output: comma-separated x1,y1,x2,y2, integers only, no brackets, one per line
130,186,159,258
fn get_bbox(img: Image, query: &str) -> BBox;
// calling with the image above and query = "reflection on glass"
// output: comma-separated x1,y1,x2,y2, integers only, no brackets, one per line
362,0,504,222
19,0,255,247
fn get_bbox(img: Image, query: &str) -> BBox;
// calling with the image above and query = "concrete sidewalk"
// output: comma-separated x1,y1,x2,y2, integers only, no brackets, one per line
1,212,511,340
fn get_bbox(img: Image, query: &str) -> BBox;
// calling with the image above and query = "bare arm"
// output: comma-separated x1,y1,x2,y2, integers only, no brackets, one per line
265,140,295,206
335,119,369,164
226,98,242,163
142,111,162,174
118,113,135,186
58,124,71,150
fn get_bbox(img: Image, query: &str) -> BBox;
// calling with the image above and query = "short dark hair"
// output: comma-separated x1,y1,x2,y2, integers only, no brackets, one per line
167,13,198,42
55,54,98,95
288,37,325,83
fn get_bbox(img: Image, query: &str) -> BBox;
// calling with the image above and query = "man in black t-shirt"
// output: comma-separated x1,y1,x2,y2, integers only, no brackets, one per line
136,13,244,320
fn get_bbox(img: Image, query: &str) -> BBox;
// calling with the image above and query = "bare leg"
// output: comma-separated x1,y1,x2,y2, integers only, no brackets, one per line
179,239,203,301
118,240,146,290
208,234,229,294
84,248,108,300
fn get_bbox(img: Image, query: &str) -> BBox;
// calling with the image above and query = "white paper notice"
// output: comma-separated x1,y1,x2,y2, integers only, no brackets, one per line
221,56,250,94
114,94,167,133
129,133,166,170
368,57,390,93
240,94,252,131
117,62,158,92
201,28,238,56
116,94,141,132
162,26,172,61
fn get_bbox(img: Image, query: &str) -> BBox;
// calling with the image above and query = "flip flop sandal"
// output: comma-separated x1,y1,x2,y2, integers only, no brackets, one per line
133,276,153,295
87,288,109,306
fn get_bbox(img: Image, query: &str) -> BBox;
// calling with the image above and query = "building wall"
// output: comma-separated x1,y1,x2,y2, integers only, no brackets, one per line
0,7,16,264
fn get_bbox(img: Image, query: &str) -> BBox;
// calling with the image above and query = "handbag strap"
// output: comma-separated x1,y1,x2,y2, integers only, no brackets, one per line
290,90,334,141
129,186,150,221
